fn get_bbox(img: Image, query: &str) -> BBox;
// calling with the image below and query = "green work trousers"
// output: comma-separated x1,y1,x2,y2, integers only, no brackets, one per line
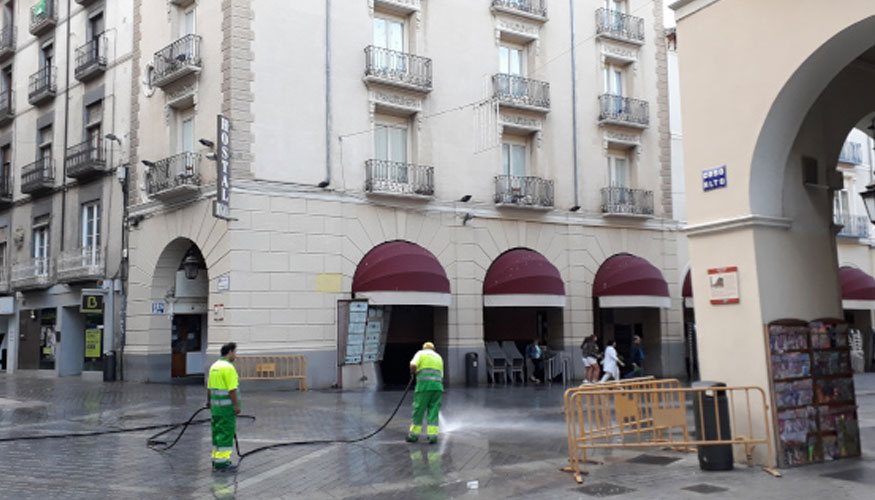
409,390,443,437
211,412,236,468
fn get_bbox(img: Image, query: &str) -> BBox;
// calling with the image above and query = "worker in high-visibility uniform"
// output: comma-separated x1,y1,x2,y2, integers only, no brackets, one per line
206,342,241,472
406,342,444,444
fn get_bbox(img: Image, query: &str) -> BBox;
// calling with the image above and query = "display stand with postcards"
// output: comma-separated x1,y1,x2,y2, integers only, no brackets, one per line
766,319,860,467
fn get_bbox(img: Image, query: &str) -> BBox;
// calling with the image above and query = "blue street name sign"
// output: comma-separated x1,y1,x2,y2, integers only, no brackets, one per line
703,165,727,192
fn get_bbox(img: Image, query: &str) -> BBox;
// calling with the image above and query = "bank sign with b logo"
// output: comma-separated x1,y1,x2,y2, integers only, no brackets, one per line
81,293,104,314
703,165,727,192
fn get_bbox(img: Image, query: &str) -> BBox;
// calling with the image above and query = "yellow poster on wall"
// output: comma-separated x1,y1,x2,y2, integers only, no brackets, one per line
85,329,102,358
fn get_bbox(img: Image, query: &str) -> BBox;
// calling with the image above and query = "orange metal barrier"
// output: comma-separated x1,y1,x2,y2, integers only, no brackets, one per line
563,382,778,483
236,355,307,391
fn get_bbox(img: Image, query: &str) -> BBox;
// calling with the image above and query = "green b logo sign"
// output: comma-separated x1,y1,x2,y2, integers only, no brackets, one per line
81,293,104,314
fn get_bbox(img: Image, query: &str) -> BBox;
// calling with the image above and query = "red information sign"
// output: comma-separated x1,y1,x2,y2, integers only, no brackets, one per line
708,266,740,305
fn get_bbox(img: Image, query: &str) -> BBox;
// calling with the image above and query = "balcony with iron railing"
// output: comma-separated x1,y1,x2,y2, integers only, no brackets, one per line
66,138,107,179
0,88,13,127
365,159,434,198
601,186,654,217
0,25,16,61
152,34,202,88
146,152,202,200
364,46,432,93
11,257,54,290
491,0,547,21
492,74,550,113
0,167,12,207
57,247,104,282
21,157,54,195
28,66,57,106
838,141,863,165
30,0,57,37
75,0,101,5
75,36,107,82
834,213,871,239
595,8,645,44
494,175,554,209
598,94,649,128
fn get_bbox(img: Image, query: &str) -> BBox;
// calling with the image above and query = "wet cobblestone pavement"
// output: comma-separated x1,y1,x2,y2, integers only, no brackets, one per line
0,373,873,499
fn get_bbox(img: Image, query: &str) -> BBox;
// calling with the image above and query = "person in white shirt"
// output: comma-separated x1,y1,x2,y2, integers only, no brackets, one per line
600,339,624,382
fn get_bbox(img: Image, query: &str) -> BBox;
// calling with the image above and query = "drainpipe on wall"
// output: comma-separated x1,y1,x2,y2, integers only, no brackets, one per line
320,0,332,189
569,0,580,208
60,0,73,251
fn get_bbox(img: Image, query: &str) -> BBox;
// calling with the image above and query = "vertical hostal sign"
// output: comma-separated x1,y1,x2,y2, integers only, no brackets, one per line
213,114,232,219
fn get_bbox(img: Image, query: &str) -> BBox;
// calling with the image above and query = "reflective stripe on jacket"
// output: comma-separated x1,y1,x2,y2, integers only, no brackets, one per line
208,358,240,415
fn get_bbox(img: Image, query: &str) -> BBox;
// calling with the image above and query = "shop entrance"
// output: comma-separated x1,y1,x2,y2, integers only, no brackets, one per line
595,307,660,377
380,306,434,387
171,314,205,378
17,308,56,370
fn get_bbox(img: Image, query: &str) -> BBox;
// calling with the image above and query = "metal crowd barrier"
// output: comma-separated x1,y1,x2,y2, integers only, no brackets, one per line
236,355,308,391
562,379,778,483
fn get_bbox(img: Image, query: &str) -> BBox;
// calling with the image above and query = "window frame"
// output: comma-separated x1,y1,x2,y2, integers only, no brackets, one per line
80,201,101,263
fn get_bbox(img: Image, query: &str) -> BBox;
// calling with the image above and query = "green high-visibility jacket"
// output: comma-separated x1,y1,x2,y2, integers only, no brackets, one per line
411,349,443,393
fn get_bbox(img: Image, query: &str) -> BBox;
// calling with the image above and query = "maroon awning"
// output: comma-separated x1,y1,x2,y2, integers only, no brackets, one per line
353,241,450,306
593,254,670,308
839,266,875,301
483,249,565,307
682,270,692,298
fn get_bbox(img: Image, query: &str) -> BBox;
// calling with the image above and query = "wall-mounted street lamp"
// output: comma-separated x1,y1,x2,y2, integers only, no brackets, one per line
182,254,201,280
861,118,875,223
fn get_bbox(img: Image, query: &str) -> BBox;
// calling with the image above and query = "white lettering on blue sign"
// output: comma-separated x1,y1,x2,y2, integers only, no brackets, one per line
703,166,728,192
151,302,166,315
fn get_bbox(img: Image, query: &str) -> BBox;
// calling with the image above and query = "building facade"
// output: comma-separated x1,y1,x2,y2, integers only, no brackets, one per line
124,0,686,387
0,0,132,377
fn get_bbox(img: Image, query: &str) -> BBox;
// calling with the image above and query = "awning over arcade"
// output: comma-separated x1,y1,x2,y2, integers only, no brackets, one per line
839,266,875,310
352,241,451,306
483,249,566,307
682,270,693,309
593,254,671,309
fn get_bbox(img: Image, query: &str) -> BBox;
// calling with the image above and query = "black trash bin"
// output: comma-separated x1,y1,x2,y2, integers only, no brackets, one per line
692,381,733,471
465,352,478,387
103,351,117,382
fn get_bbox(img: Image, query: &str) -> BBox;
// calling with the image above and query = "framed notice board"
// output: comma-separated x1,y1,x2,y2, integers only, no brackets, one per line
337,301,392,365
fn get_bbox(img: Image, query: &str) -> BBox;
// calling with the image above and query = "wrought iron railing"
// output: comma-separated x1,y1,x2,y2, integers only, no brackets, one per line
365,159,434,197
835,213,871,239
598,94,649,127
595,8,645,42
838,141,863,165
0,25,16,56
494,175,554,208
75,36,107,79
30,0,57,34
57,246,103,280
66,138,106,177
146,152,201,197
492,73,550,110
492,0,547,18
28,66,57,102
152,34,202,86
21,157,54,192
364,45,432,91
601,187,654,216
11,257,54,288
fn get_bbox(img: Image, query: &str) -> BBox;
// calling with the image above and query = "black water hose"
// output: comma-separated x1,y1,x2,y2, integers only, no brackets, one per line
0,377,414,461
235,376,414,460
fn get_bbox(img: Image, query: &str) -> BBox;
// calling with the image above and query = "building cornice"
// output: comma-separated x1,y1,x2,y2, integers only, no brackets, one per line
683,214,792,237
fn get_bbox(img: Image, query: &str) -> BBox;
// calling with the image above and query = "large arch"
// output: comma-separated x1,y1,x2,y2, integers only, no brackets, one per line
674,0,875,466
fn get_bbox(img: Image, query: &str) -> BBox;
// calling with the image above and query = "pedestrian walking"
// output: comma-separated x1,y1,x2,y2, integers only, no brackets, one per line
406,342,444,444
207,343,241,472
599,339,624,382
580,335,601,383
525,338,545,383
624,335,644,379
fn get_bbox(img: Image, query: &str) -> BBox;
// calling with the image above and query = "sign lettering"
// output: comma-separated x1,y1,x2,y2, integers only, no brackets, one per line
81,293,104,314
213,114,233,220
702,165,728,192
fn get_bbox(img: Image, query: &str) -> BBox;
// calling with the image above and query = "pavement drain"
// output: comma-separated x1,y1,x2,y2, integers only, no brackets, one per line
626,454,682,466
682,484,729,494
579,482,636,497
820,468,875,485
